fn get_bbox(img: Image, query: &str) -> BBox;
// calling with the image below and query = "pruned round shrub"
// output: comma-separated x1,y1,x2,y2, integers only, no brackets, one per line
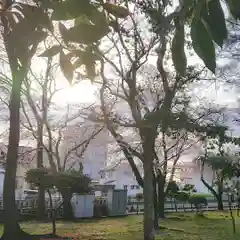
93,203,108,217
188,194,208,214
135,193,144,202
176,191,189,202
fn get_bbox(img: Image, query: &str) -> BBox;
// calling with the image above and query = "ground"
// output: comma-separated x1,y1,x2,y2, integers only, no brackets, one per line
0,212,240,239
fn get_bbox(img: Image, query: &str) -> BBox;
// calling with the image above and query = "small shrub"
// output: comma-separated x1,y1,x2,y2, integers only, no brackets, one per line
188,194,208,215
176,191,189,202
135,193,144,202
93,203,108,217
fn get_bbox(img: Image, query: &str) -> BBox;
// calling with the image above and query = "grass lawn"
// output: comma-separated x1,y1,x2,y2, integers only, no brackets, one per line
0,211,240,239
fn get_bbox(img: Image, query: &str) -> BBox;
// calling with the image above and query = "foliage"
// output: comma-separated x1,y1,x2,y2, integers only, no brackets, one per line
93,202,109,217
176,191,189,202
182,184,197,193
166,181,179,198
135,193,144,202
37,0,130,83
188,194,208,214
140,0,239,74
190,193,213,198
25,168,92,195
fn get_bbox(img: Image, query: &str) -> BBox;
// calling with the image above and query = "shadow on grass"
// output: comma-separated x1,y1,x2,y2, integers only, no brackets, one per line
0,232,74,240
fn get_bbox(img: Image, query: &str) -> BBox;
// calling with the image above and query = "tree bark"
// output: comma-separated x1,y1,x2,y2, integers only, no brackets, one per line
157,173,165,218
1,72,28,240
153,176,159,229
142,132,155,240
47,189,56,235
143,160,155,240
37,123,45,220
201,177,224,210
61,191,73,220
216,194,224,211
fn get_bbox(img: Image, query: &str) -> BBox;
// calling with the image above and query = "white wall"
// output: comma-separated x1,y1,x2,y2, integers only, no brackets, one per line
102,162,143,196
179,163,214,193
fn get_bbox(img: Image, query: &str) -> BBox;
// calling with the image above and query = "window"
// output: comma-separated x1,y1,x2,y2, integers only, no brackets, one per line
130,185,135,190
136,185,140,190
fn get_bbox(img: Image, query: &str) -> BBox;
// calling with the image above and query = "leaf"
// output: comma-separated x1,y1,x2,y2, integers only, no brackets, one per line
66,23,110,44
16,3,52,30
59,22,68,43
51,0,94,20
202,0,227,47
190,18,216,73
74,15,91,26
103,3,129,18
28,30,48,46
73,48,99,81
171,23,186,76
227,0,240,20
59,51,74,84
88,8,108,26
39,45,62,57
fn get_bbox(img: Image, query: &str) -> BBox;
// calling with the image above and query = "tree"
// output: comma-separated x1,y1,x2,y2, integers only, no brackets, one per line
175,191,189,211
28,1,240,239
165,181,179,212
142,0,239,74
0,1,51,239
199,125,236,210
21,97,103,220
26,167,92,221
182,184,197,194
0,0,122,239
188,194,208,216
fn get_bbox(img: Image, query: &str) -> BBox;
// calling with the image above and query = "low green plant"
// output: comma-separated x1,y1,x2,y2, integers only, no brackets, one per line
188,194,208,215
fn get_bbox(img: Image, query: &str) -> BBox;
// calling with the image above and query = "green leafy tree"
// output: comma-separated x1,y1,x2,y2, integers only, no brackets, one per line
175,191,189,211
140,0,240,74
188,194,208,215
200,125,235,210
182,184,197,194
166,181,179,212
26,168,92,221
0,1,52,239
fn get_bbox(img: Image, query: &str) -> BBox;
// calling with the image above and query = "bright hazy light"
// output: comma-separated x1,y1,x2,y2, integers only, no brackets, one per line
52,81,96,104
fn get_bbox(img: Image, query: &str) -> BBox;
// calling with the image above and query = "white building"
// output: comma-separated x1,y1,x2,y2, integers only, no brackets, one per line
99,161,143,196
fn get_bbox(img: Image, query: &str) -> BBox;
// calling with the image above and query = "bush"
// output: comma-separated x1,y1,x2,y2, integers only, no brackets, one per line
188,194,208,215
93,203,108,217
135,193,144,202
176,191,189,202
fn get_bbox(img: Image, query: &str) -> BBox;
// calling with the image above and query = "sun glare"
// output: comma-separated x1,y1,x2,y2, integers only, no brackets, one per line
53,81,97,104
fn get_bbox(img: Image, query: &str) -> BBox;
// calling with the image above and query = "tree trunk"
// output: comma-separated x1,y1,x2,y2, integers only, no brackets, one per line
37,183,46,220
1,73,28,240
201,177,224,210
217,182,224,211
174,198,178,212
157,173,165,218
153,177,159,229
142,132,155,240
47,189,56,235
143,160,155,240
61,191,73,220
217,195,224,211
37,124,45,220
